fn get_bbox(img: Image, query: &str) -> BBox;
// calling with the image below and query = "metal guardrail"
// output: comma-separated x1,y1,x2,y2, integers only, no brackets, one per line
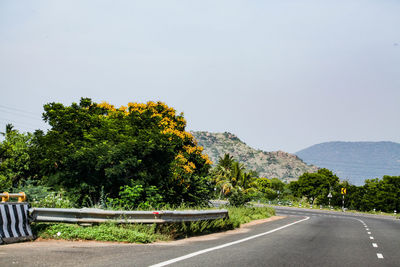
29,208,229,224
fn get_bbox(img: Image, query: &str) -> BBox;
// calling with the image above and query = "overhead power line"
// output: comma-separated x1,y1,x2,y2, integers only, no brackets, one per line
0,118,47,131
0,108,43,121
0,104,40,116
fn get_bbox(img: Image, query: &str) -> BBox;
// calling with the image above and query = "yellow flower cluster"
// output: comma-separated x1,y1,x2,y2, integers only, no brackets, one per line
118,105,128,114
126,101,177,117
98,102,116,111
201,154,213,165
127,102,147,114
182,145,212,165
98,101,185,130
183,145,202,154
175,153,196,174
158,117,178,129
162,129,194,141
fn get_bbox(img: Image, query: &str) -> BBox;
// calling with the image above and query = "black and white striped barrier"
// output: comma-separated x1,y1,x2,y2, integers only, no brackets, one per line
0,203,34,244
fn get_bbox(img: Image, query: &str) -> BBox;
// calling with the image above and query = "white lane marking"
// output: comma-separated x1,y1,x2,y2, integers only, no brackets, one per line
377,253,384,259
370,236,374,240
367,232,371,235
150,217,310,267
372,243,378,248
366,228,369,230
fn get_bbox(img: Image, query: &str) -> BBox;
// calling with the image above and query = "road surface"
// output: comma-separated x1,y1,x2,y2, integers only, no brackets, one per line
1,207,399,266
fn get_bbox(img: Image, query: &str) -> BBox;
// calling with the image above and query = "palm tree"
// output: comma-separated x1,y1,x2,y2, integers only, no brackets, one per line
0,124,14,136
212,153,258,199
214,165,232,198
238,172,257,194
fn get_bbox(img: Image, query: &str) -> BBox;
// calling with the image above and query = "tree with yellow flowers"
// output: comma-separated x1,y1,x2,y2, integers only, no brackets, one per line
32,98,213,206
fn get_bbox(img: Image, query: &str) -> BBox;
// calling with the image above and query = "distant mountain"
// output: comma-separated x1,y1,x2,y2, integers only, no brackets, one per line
191,131,318,182
296,141,400,185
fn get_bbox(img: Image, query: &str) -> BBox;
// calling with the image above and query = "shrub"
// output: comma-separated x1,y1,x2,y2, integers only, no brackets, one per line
228,191,251,206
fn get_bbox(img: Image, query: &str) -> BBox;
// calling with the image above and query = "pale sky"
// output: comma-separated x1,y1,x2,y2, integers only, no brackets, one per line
1,0,399,153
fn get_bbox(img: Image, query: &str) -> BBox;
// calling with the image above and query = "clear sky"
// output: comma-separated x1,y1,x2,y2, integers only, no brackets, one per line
1,0,399,153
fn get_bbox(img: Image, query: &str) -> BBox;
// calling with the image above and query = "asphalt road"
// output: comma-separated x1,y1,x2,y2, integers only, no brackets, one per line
1,207,399,267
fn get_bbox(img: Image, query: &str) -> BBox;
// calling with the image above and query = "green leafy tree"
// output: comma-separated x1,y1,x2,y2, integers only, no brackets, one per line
270,178,285,193
256,177,278,200
32,98,212,206
357,176,400,212
379,176,400,212
0,124,33,191
294,168,340,204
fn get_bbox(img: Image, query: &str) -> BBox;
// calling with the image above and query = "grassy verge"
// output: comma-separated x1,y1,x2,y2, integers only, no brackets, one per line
258,200,398,217
32,223,167,243
32,206,275,243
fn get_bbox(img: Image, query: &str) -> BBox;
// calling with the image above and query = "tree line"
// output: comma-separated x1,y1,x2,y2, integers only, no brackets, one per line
1,98,399,211
0,98,212,207
210,154,399,212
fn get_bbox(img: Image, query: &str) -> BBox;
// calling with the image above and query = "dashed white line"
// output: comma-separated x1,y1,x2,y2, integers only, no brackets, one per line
370,236,374,240
367,232,371,235
377,253,384,259
372,243,378,248
366,228,369,230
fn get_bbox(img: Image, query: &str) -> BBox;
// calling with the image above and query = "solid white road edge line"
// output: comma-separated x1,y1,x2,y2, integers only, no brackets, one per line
149,216,310,267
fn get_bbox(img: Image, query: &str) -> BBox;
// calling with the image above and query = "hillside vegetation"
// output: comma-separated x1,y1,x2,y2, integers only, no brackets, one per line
296,141,400,185
191,131,318,182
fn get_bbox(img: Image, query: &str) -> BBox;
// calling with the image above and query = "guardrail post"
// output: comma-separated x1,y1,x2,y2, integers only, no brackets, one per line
18,192,26,202
1,192,9,202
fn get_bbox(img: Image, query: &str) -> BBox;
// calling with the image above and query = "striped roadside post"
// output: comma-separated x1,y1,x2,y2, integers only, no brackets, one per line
0,202,34,244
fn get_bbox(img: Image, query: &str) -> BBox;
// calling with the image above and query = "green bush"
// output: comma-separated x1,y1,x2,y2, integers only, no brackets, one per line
228,191,252,207
17,180,74,208
227,206,275,227
32,190,74,208
107,180,164,210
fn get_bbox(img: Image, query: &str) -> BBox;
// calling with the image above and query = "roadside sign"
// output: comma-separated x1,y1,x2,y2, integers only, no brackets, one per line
341,188,347,195
327,192,332,198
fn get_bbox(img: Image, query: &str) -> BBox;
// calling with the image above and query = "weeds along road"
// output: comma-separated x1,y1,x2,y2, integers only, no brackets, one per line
1,207,399,267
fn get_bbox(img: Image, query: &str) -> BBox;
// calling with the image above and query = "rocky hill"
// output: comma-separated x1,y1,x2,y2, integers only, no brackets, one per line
296,141,400,185
191,131,318,182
